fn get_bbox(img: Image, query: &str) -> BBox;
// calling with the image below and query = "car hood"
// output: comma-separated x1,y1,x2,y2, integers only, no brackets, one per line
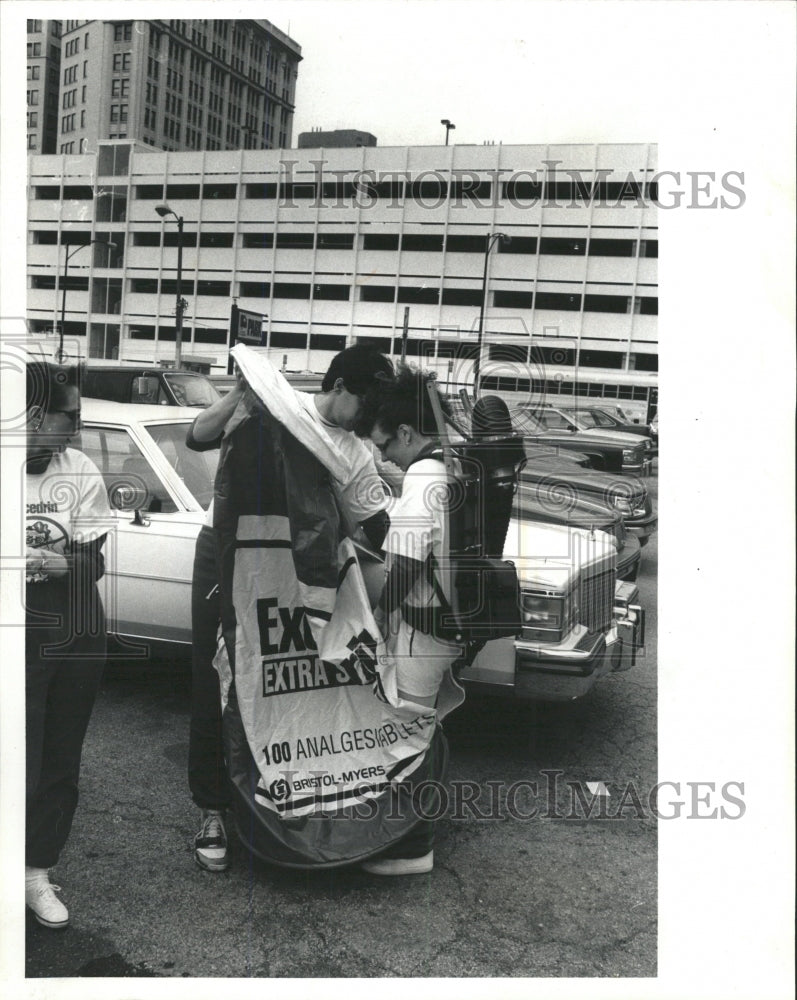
503,518,616,591
519,463,646,503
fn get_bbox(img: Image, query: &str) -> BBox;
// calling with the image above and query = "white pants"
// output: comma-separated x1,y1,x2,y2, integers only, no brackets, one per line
387,617,466,718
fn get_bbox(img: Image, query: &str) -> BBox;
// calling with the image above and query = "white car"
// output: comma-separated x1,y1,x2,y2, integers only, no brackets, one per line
78,399,643,700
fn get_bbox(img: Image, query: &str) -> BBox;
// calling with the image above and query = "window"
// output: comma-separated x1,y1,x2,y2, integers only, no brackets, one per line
111,78,130,97
498,236,538,255
362,233,399,251
130,278,159,293
275,233,314,250
112,52,131,71
113,23,132,42
165,183,200,200
397,286,439,305
202,183,238,199
163,231,197,248
583,294,631,314
535,291,581,311
313,284,350,301
62,185,93,199
539,237,586,256
242,233,274,249
273,283,311,299
446,234,487,253
196,280,231,297
493,290,533,309
80,426,177,513
401,234,444,252
27,134,37,150
317,233,354,250
239,281,270,298
132,231,161,246
28,66,41,80
639,239,658,258
28,19,43,33
578,351,625,370
27,43,42,58
27,90,39,106
199,232,234,248
634,297,658,315
588,239,635,257
27,111,38,128
360,285,395,303
441,288,484,307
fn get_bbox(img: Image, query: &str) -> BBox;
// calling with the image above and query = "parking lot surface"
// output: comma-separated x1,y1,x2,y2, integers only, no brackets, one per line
25,475,658,980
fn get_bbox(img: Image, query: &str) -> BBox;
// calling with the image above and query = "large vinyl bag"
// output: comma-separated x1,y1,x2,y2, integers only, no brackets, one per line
213,347,447,868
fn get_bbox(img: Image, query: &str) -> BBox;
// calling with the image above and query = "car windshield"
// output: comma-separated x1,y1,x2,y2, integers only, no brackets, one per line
145,421,219,509
163,373,220,408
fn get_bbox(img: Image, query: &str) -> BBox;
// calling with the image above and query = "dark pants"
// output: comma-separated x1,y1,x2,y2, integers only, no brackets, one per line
188,525,231,811
26,587,105,869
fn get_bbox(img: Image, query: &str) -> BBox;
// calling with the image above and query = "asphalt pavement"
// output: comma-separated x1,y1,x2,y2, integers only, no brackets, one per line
24,470,658,980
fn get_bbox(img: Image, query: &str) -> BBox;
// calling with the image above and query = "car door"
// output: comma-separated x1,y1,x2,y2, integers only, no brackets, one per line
78,422,204,646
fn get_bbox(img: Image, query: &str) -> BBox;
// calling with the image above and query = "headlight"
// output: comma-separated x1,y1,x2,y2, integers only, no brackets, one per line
521,593,561,628
622,448,641,463
520,590,571,641
612,497,633,515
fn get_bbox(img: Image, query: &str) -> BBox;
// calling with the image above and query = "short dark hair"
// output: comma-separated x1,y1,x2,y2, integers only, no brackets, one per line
26,361,79,413
321,344,394,395
359,364,450,438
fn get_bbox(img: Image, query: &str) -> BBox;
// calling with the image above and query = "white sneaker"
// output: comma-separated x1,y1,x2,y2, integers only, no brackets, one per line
194,810,229,872
25,868,69,929
361,850,434,876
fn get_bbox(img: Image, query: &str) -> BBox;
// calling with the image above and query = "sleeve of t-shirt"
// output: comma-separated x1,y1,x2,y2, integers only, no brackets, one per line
337,444,389,523
382,467,437,564
73,451,113,544
186,414,223,452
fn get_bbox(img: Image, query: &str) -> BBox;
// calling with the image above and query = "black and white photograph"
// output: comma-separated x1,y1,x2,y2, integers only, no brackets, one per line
1,2,793,997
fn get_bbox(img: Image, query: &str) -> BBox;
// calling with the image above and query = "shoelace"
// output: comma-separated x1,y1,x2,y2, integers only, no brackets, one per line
201,815,224,842
28,880,62,896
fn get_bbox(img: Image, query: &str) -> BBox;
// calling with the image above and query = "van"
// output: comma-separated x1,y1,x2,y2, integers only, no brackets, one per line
81,366,221,408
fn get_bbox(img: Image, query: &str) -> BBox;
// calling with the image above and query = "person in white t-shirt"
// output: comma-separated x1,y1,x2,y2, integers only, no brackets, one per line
24,362,112,928
359,366,465,877
184,346,393,873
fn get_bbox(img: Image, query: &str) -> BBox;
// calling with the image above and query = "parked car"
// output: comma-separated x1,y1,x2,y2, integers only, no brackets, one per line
76,399,644,701
81,365,220,408
516,406,653,474
557,405,657,456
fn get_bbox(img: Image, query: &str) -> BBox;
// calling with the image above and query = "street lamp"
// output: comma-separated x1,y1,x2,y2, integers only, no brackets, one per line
154,202,186,369
473,232,511,399
57,239,116,363
441,119,456,145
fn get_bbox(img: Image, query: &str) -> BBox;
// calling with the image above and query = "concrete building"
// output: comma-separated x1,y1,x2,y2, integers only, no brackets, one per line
26,141,657,394
55,18,301,155
298,129,377,149
27,18,63,154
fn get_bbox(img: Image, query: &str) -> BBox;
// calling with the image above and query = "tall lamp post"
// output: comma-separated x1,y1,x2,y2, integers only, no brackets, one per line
58,239,116,363
441,119,456,145
473,231,510,399
154,202,186,369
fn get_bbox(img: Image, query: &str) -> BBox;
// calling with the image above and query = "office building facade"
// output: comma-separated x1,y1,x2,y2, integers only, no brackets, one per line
26,141,658,390
27,18,63,154
54,18,301,155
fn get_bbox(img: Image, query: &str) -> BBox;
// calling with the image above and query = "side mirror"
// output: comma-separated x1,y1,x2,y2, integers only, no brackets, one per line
133,376,159,401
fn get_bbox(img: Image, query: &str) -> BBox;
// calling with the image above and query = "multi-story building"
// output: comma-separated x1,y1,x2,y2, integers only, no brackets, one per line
26,141,657,395
26,18,63,154
55,19,301,155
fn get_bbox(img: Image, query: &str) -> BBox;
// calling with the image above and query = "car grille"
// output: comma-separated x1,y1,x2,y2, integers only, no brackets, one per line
577,566,614,632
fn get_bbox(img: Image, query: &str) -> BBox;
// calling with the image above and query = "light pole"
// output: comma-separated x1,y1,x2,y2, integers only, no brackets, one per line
473,231,510,399
58,239,116,363
441,119,456,145
154,202,186,369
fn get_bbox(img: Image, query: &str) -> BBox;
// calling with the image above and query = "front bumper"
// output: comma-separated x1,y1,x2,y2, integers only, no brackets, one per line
625,510,658,546
459,585,645,702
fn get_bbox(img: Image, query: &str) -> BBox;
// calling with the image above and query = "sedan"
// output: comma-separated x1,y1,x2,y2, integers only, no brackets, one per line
558,405,657,455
